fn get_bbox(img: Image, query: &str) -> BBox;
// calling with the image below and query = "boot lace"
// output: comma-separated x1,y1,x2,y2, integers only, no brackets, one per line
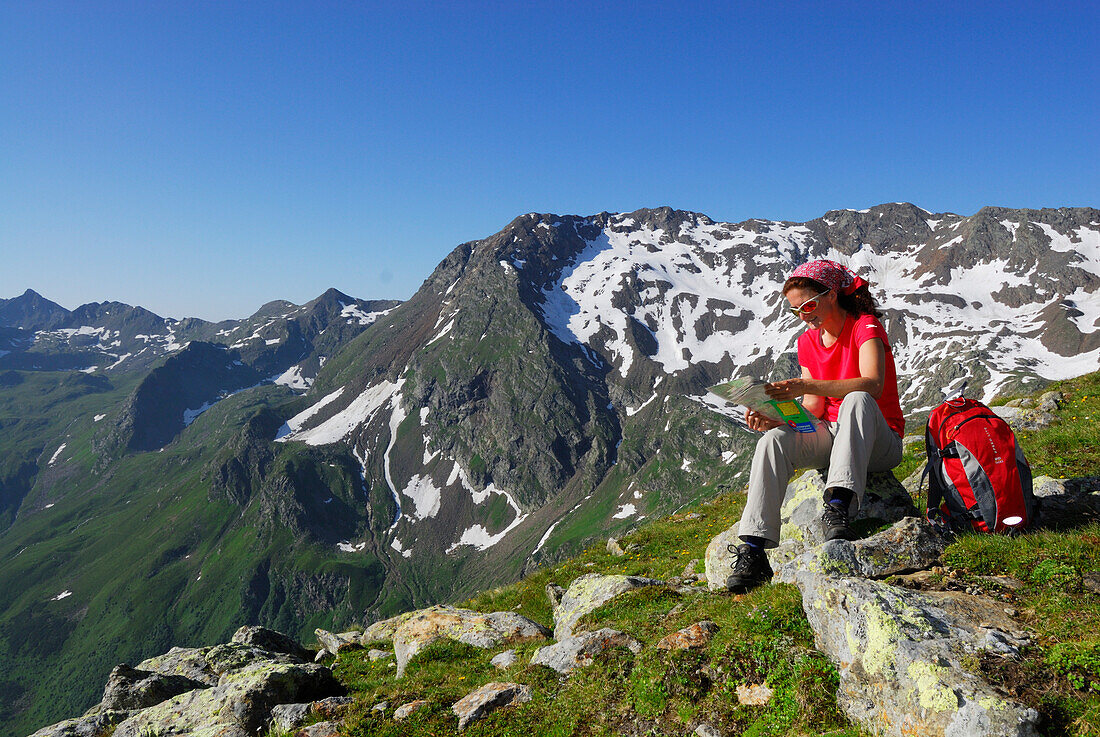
821,501,849,528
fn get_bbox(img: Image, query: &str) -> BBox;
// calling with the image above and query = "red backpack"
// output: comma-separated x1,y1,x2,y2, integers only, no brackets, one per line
924,397,1037,533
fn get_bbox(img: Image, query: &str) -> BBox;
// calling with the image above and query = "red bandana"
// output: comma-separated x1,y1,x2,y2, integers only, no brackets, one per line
790,259,867,295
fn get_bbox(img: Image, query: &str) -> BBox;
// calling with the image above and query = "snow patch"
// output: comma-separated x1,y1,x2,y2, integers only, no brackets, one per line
275,387,346,441
48,444,67,465
401,474,442,519
612,503,637,519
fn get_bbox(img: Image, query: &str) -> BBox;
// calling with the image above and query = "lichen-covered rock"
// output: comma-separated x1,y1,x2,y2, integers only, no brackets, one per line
367,648,393,661
28,711,131,737
314,628,363,654
205,642,301,674
531,628,642,674
452,682,532,730
703,524,742,592
706,471,918,589
656,621,719,651
392,605,550,677
778,470,917,552
94,664,208,712
111,661,343,737
394,699,430,720
361,611,419,644
231,625,312,661
775,517,951,582
136,646,218,687
552,574,664,638
786,570,1039,736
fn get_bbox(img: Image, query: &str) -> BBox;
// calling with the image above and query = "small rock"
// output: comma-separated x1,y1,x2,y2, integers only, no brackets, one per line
314,649,329,662
491,649,518,670
1083,572,1100,595
695,724,722,737
394,699,430,720
372,701,388,712
607,537,625,556
1039,391,1062,412
656,621,719,651
367,649,393,661
270,703,312,731
311,696,353,721
736,682,774,706
1004,608,1018,617
452,682,532,730
681,558,700,578
314,629,362,655
704,525,743,592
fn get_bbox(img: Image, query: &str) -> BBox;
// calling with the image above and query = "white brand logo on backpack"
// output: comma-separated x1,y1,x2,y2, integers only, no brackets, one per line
983,427,1004,464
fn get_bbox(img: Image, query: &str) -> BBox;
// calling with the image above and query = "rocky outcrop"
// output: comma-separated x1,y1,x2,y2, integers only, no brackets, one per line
788,571,1038,736
706,464,1042,736
30,630,342,737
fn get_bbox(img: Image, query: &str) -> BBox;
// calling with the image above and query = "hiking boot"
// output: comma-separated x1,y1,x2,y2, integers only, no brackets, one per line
725,544,773,593
821,501,856,541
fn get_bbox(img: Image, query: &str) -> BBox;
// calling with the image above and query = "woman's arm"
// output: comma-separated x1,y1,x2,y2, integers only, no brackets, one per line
767,338,887,401
797,366,827,418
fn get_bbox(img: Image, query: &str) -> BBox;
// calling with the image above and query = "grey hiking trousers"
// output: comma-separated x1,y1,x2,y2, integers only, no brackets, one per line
736,391,903,548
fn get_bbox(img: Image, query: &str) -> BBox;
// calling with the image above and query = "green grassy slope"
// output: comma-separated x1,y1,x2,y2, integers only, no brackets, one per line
0,377,387,736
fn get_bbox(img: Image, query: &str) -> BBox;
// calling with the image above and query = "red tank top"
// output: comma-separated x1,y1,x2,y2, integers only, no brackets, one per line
796,313,905,437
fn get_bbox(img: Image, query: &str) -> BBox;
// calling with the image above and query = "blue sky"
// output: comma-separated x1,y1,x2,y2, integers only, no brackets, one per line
2,1,1097,321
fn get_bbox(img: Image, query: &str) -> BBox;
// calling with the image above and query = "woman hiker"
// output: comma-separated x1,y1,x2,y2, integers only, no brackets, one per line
726,259,906,593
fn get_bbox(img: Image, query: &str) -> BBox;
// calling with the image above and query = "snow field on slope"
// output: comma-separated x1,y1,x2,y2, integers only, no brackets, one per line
540,217,809,377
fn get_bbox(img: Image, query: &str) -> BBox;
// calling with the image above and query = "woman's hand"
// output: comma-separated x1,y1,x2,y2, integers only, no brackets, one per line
744,408,783,432
765,378,807,401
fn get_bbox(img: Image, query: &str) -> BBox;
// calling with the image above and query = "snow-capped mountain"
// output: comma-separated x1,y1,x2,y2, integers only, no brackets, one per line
0,288,399,381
